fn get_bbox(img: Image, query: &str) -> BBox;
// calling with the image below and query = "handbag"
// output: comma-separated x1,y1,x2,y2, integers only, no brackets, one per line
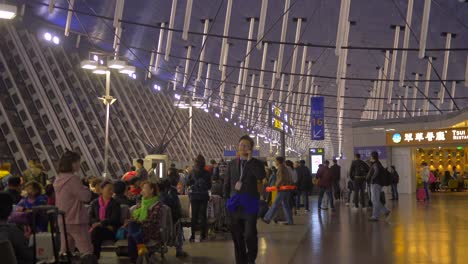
115,227,128,240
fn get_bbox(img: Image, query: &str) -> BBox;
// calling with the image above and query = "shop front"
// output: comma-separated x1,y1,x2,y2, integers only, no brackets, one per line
342,109,468,194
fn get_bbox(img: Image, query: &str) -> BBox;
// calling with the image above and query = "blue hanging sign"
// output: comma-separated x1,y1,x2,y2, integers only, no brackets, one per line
310,97,325,140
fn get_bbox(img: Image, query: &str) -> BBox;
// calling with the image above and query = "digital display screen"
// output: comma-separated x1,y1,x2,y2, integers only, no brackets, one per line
311,155,323,174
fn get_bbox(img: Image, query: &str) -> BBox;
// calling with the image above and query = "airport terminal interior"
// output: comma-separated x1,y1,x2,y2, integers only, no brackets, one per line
0,0,467,263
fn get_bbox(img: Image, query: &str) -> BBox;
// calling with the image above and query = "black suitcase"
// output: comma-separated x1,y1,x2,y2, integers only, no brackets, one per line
31,206,73,264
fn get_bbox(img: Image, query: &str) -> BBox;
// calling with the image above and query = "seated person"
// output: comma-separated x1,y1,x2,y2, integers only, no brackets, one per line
158,177,188,258
89,177,104,202
126,181,163,262
0,192,34,264
113,181,135,207
5,177,22,204
89,181,121,259
16,181,48,231
128,177,142,203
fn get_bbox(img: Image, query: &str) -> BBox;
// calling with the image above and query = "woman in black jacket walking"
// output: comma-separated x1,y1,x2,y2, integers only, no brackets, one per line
187,154,212,242
89,181,122,259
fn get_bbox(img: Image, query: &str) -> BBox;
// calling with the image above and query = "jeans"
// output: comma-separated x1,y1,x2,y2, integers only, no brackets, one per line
423,181,430,200
297,191,310,210
230,210,258,264
264,191,293,224
370,184,389,219
391,183,399,200
318,187,334,209
127,221,144,262
353,179,366,208
333,181,341,200
190,199,208,239
176,224,184,253
347,189,353,203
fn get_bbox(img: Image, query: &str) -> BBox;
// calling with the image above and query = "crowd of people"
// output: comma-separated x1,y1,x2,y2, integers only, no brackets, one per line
0,135,404,264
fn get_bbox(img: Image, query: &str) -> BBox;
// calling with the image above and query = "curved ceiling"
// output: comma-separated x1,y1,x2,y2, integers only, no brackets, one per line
21,0,468,154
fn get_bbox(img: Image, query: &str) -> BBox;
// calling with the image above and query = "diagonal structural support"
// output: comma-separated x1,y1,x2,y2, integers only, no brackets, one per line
423,57,433,115
419,0,431,59
287,18,303,113
439,33,452,106
165,0,177,61
242,18,256,91
387,26,400,103
276,0,291,79
399,0,413,87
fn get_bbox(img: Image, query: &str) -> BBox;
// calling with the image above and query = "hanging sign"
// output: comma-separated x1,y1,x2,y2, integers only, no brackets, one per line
310,97,325,140
386,127,468,146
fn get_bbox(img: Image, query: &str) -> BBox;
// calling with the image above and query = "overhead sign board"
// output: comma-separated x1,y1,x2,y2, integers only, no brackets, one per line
269,103,294,136
310,97,325,140
386,127,468,146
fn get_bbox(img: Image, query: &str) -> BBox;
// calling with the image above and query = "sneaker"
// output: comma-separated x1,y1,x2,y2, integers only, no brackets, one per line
262,218,271,224
345,202,350,206
368,217,379,222
189,236,195,243
321,207,329,210
384,210,391,219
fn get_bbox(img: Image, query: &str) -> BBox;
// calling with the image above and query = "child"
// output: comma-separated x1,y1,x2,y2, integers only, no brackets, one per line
16,181,48,211
0,191,34,264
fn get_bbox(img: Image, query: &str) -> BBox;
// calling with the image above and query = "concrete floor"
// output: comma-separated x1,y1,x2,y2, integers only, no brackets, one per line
100,192,468,264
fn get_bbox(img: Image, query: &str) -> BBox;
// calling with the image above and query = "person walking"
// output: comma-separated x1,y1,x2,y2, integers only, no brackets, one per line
421,162,430,201
224,135,266,264
349,154,370,209
389,165,399,200
187,154,212,242
317,161,334,211
367,151,391,222
262,157,294,225
295,160,313,212
330,159,341,201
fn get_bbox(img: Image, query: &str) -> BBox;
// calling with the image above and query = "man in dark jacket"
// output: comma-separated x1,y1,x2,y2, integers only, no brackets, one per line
224,135,266,264
135,159,148,181
317,160,334,210
349,153,369,209
295,160,313,212
330,159,341,200
0,192,33,264
5,177,22,204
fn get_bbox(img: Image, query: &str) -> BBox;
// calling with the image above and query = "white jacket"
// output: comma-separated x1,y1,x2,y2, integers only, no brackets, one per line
421,166,430,182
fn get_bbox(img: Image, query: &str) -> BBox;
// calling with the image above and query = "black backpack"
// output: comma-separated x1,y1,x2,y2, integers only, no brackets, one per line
377,163,393,186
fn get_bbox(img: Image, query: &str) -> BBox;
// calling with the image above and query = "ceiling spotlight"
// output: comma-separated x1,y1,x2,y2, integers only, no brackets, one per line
131,73,136,79
215,113,220,118
52,36,60,45
224,117,229,122
174,94,181,100
240,125,244,129
93,55,99,61
234,122,237,126
107,59,126,69
0,4,17,20
153,84,161,91
203,108,209,113
44,32,52,41
249,133,256,138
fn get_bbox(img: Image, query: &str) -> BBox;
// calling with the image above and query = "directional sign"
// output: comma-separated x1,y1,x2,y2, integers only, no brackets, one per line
310,97,325,140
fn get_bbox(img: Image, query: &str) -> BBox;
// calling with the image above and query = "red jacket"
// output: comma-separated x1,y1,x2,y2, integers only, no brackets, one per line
316,166,332,188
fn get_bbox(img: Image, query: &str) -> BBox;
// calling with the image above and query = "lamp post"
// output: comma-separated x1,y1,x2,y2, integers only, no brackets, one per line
81,56,135,178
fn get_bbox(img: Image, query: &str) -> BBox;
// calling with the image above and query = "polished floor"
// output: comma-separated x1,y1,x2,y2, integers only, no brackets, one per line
101,192,468,264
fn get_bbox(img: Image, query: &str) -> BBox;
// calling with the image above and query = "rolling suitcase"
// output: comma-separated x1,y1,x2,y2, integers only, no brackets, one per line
31,206,73,264
417,188,426,201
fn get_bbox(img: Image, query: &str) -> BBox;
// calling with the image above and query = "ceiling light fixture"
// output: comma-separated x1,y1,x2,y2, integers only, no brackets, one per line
107,59,126,69
44,32,52,41
119,65,135,74
80,60,98,70
52,36,60,45
0,4,17,20
92,66,108,75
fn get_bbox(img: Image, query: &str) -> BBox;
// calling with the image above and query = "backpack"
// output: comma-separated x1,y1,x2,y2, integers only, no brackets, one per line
377,163,393,187
354,161,369,177
428,172,436,184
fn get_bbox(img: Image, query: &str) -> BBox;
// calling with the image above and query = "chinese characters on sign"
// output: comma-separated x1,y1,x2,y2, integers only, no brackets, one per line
387,127,468,146
269,103,294,136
